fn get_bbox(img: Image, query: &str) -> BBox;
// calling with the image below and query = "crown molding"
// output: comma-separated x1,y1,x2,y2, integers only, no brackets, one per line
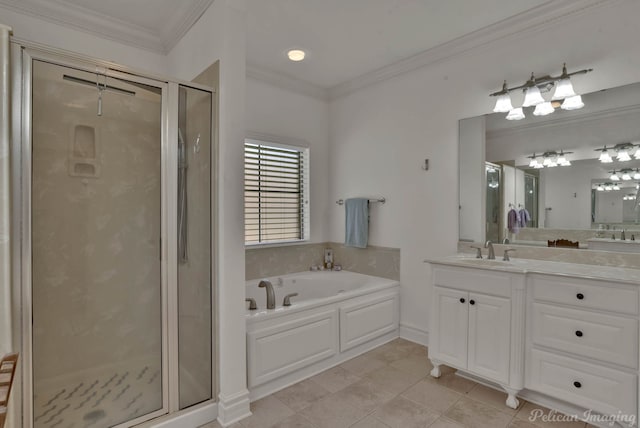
246,64,329,101
328,0,619,100
0,0,213,54
487,104,640,140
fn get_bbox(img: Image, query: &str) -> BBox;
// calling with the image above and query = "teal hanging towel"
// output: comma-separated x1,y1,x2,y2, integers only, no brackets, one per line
344,198,369,248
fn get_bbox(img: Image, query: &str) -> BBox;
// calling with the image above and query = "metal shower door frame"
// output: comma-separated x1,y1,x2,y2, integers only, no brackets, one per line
10,44,215,428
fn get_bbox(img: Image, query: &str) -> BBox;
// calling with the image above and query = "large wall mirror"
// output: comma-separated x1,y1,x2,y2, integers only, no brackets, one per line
459,81,640,252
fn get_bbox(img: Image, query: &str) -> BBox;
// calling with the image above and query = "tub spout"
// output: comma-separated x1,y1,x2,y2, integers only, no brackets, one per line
283,293,298,307
259,280,276,309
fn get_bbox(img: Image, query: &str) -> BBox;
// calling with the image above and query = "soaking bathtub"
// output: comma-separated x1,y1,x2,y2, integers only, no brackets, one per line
245,270,400,400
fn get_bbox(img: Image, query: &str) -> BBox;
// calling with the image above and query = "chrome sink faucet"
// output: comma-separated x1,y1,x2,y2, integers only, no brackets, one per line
259,280,276,309
485,240,495,260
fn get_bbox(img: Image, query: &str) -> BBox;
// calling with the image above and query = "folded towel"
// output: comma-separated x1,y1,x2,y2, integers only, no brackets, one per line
345,198,369,248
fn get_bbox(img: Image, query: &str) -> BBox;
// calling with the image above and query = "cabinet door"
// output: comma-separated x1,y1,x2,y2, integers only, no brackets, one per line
431,286,469,368
468,293,511,384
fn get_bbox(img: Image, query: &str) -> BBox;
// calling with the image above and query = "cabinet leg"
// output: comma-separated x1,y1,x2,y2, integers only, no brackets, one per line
429,361,441,378
502,387,520,409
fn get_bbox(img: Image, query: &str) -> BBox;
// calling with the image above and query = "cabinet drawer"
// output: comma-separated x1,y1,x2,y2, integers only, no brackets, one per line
527,349,637,418
433,267,511,297
532,276,638,315
532,303,638,368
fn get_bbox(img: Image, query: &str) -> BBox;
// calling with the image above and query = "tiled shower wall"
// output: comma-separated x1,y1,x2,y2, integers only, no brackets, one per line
245,242,400,281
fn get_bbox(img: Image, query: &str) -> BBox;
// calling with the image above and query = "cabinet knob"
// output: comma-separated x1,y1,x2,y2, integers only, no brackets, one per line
575,330,583,337
469,300,476,305
576,293,584,300
573,381,582,388
459,298,466,304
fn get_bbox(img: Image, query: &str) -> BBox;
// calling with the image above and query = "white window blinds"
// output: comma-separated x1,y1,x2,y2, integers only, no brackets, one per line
244,140,309,244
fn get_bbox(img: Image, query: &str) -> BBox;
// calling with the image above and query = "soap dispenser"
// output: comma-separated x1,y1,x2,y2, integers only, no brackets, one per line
324,248,334,270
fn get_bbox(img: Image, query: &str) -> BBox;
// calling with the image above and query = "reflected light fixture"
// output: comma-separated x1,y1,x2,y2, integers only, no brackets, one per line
634,144,640,159
506,107,525,121
617,146,632,162
596,184,605,191
490,63,592,121
613,183,621,191
621,169,633,181
634,170,640,180
596,146,613,163
287,49,306,61
610,171,620,181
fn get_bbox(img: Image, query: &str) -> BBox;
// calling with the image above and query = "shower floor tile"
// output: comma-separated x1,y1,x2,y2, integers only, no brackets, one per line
33,360,162,428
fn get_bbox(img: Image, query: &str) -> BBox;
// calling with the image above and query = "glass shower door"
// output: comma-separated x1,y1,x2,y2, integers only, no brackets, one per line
30,59,165,427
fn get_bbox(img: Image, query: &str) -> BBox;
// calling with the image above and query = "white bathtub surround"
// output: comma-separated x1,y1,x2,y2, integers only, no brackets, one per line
428,255,640,425
245,271,400,400
246,242,400,281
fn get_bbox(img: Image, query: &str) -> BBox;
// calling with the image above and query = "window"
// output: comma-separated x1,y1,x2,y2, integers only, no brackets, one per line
244,139,309,245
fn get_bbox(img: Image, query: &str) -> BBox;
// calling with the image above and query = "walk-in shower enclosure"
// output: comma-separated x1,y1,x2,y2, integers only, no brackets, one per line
8,43,217,428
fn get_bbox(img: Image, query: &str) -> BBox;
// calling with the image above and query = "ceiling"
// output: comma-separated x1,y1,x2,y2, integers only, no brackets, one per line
0,0,214,53
0,0,611,95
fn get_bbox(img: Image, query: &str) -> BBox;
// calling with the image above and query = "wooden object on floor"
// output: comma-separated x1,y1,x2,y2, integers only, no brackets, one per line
0,353,18,428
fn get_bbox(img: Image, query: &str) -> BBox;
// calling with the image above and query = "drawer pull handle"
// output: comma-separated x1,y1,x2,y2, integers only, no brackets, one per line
576,293,584,300
459,298,465,304
469,300,476,305
573,381,582,388
575,330,583,337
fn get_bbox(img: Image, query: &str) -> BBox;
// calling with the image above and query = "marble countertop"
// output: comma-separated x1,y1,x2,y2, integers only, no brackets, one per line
425,254,640,285
587,238,640,245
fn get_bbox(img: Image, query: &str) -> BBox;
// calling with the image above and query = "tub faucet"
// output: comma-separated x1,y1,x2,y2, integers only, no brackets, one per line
259,280,276,309
484,240,495,260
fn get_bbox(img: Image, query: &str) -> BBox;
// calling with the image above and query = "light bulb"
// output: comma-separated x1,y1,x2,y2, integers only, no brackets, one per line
287,49,306,61
533,101,555,116
617,149,632,162
552,78,577,100
610,172,620,181
561,95,584,110
522,86,545,107
622,172,632,181
506,108,525,121
493,93,514,113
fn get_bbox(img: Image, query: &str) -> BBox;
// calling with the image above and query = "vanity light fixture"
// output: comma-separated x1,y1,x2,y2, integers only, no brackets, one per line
596,143,638,163
527,150,572,169
596,146,613,163
620,169,634,181
610,171,620,181
605,184,613,191
613,183,621,191
490,63,592,121
596,184,605,191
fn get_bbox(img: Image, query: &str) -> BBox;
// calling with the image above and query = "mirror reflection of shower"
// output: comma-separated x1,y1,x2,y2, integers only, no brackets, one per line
486,162,501,243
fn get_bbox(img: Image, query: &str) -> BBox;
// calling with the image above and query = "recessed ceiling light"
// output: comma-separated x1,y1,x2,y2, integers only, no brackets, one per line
287,49,306,62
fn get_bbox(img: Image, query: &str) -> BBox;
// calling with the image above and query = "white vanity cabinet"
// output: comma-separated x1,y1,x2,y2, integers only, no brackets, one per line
525,274,639,425
429,264,525,408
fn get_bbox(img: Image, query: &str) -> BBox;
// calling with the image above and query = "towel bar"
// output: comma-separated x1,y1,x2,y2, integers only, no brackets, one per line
336,197,386,205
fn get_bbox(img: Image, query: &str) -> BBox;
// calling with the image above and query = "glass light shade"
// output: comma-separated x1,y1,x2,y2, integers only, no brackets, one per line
560,160,572,166
542,157,551,166
617,149,632,162
533,101,555,116
552,78,576,100
534,163,544,169
605,185,613,191
634,171,640,180
522,86,545,107
599,150,613,163
529,158,538,168
613,184,621,190
597,185,604,191
610,172,620,181
547,158,558,167
557,154,567,164
561,95,584,110
493,93,513,113
622,172,632,181
506,108,525,121
634,146,640,159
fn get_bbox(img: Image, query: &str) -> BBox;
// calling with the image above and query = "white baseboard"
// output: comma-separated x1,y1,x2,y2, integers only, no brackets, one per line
217,389,251,427
399,323,429,346
148,402,217,428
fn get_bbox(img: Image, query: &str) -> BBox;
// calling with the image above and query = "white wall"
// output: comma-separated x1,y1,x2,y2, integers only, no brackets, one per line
328,0,640,340
458,116,485,242
0,7,167,74
245,77,331,243
540,164,598,229
167,0,250,423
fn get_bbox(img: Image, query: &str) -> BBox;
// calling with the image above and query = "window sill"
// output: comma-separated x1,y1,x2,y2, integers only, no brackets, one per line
245,239,310,249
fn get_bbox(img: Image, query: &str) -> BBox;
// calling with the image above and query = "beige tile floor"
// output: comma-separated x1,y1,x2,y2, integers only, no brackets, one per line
201,339,592,428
